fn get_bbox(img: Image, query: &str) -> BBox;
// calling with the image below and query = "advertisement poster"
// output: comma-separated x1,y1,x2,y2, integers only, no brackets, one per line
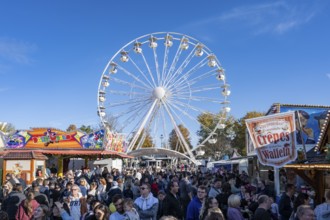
280,106,329,152
104,128,127,153
246,112,297,168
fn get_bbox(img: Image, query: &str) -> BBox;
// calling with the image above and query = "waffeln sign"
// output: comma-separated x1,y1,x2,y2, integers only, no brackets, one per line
245,112,297,168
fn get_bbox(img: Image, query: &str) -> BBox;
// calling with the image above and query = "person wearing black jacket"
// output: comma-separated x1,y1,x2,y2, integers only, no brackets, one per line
163,181,183,219
1,183,26,220
279,183,295,220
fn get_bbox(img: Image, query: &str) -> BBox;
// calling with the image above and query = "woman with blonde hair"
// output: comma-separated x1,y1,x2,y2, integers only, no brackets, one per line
16,191,40,220
205,208,225,220
79,178,88,198
2,181,13,200
227,194,244,220
97,178,107,202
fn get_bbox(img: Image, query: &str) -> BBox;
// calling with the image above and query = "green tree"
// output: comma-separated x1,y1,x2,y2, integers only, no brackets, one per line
131,129,153,151
197,113,236,159
168,124,192,154
231,111,265,155
66,124,77,132
79,125,94,134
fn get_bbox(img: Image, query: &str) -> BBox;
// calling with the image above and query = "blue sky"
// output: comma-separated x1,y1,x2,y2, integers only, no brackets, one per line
1,0,330,131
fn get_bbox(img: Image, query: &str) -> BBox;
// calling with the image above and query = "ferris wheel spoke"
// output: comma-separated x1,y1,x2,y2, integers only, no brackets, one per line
162,101,196,160
110,77,151,92
116,100,153,129
136,104,160,150
167,101,213,133
108,97,150,108
113,101,151,119
174,69,217,91
127,56,156,88
169,99,206,113
127,99,159,152
173,94,222,103
167,57,208,90
163,44,198,88
161,43,171,86
176,84,220,94
140,52,158,88
152,47,161,86
116,65,153,90
108,90,149,97
162,41,184,86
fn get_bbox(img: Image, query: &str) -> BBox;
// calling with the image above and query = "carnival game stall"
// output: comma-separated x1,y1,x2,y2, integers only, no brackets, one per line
2,127,131,184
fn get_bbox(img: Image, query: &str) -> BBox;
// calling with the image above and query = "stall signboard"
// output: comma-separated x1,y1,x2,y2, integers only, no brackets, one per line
246,112,297,168
5,128,85,149
4,127,127,152
246,105,330,156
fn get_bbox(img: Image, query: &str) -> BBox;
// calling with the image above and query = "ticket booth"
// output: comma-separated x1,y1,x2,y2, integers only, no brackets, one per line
2,151,47,185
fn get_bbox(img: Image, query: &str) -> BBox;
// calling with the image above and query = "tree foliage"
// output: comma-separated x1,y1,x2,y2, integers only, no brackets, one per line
79,125,94,134
197,113,236,159
66,124,77,132
231,111,265,156
131,129,153,151
168,124,192,154
196,111,265,159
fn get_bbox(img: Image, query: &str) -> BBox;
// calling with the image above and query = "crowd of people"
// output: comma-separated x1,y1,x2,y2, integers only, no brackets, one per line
0,164,326,220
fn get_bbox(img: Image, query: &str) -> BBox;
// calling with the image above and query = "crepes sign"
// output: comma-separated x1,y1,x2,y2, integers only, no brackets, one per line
246,112,297,168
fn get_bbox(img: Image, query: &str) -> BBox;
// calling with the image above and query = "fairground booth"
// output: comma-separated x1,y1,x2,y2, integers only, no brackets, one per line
246,103,330,205
0,127,131,185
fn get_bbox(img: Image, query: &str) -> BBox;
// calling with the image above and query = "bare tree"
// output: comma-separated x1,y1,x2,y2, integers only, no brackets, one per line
99,114,121,132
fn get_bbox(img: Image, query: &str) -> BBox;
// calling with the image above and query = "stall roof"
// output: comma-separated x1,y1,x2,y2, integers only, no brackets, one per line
2,149,133,159
3,151,48,160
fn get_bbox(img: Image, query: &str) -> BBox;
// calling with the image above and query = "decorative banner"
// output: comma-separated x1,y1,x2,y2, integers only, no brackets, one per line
5,130,31,149
81,130,105,149
6,128,85,149
246,112,297,168
104,128,127,152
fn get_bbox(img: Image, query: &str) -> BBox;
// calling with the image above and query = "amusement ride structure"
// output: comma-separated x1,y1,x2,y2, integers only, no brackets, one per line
97,32,231,164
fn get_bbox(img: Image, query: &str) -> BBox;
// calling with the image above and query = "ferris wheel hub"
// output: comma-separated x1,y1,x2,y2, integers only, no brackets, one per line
153,86,166,100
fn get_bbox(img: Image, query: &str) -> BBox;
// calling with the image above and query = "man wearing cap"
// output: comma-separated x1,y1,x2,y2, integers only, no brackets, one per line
163,181,183,219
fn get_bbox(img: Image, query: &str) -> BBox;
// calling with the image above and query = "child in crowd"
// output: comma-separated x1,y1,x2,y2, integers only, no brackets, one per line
123,198,140,220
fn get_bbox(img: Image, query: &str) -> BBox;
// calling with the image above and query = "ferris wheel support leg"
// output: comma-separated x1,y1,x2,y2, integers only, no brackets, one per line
162,102,199,165
127,99,159,152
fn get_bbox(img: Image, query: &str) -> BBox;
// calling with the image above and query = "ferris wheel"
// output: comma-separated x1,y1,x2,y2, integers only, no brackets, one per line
97,32,230,164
